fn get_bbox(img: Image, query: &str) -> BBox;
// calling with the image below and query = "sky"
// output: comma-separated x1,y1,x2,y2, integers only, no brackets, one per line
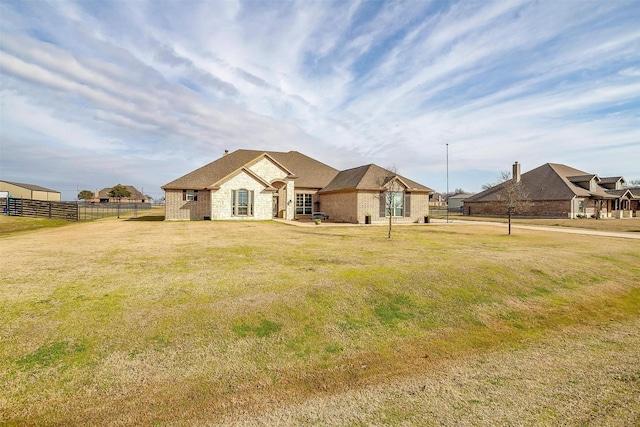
1,0,639,201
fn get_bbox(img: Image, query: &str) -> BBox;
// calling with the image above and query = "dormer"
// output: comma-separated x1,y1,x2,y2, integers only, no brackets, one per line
568,174,600,192
599,176,625,190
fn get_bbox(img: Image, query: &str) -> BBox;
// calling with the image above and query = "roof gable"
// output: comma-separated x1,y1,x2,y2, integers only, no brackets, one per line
162,149,338,190
209,154,292,189
320,164,432,193
599,176,625,190
210,167,276,191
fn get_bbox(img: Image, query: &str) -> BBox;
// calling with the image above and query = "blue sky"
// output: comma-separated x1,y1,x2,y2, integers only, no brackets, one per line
1,0,638,201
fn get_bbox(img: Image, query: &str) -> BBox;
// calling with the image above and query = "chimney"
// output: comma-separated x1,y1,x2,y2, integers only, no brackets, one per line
513,162,521,183
223,149,229,156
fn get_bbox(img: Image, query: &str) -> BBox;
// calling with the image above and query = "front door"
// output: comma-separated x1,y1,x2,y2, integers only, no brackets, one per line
272,195,279,217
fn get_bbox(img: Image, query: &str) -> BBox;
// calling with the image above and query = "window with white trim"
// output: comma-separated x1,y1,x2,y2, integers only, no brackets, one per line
296,193,313,215
386,191,404,217
183,190,198,201
232,189,254,216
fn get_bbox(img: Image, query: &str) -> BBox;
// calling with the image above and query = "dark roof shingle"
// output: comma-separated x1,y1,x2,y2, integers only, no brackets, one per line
162,150,339,190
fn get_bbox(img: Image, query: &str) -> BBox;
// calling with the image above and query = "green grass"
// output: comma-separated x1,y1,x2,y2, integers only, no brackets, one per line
0,219,638,425
0,215,71,234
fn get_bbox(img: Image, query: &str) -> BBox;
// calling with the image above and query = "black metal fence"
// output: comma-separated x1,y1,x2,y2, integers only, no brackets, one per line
429,206,464,218
78,203,152,220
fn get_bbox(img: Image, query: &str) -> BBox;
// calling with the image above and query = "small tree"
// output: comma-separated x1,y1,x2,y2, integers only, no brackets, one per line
108,184,131,218
108,184,131,201
77,190,93,201
377,166,404,239
484,171,530,235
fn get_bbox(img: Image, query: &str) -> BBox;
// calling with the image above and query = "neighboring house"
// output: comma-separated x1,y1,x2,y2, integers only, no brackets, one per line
447,193,476,212
429,192,445,207
162,149,433,223
464,162,639,218
87,185,148,203
630,187,640,212
0,180,61,201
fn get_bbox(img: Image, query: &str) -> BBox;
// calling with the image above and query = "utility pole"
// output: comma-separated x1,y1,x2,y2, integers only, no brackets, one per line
446,143,449,223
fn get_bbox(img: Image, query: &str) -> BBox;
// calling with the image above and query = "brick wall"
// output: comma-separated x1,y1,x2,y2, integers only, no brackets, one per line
165,190,211,220
320,192,358,222
465,200,572,218
319,191,430,223
410,193,430,223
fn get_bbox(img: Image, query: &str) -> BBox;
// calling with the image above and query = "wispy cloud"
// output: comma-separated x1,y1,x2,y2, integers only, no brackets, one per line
1,0,638,199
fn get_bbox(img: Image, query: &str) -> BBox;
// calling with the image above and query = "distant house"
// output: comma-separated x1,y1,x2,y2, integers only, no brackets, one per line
162,149,433,223
0,180,61,201
87,185,148,203
464,162,638,218
447,193,476,212
429,192,445,207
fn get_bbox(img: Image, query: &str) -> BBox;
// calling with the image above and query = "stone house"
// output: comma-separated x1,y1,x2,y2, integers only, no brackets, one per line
464,162,638,218
162,149,432,223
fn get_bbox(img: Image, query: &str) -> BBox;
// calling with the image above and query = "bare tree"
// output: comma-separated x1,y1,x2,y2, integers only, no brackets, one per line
444,188,467,198
377,166,404,239
484,164,530,235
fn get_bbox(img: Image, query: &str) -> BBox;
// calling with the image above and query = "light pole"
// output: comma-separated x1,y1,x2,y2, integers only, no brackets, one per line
446,143,449,223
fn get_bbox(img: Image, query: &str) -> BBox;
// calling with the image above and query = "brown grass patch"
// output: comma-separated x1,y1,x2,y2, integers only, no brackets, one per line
0,217,638,425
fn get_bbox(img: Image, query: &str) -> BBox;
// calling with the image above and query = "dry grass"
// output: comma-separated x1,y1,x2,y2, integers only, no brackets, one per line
0,215,638,426
440,214,640,234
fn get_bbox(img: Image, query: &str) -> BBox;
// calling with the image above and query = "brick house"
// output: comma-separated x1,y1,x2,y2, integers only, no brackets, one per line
162,149,432,223
87,185,148,203
464,162,638,218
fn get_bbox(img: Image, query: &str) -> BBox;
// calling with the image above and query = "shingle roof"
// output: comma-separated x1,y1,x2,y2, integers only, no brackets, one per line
599,176,624,184
605,188,638,199
98,185,145,199
319,164,432,193
466,163,615,203
162,150,339,190
1,180,59,193
267,151,339,189
567,174,598,183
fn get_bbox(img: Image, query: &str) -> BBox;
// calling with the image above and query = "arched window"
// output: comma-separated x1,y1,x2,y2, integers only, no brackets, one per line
232,189,254,216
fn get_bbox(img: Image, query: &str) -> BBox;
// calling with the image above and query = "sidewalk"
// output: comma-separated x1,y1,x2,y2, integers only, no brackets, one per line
275,218,640,240
429,218,640,240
